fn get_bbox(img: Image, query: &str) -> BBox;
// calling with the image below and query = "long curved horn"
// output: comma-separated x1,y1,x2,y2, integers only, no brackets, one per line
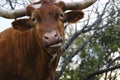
64,0,97,10
0,0,97,19
0,7,27,19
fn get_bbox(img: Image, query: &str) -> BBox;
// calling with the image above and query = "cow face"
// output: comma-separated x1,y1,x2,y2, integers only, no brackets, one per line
12,1,84,54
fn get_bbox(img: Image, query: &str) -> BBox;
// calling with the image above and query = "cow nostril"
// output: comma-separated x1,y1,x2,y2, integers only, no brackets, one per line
44,36,49,40
55,33,58,38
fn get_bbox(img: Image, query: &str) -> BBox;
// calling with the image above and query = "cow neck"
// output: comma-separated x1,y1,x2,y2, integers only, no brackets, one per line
15,30,38,53
12,30,40,77
42,47,59,67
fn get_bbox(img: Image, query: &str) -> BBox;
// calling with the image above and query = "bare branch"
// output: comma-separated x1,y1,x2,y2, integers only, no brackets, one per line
61,14,103,54
108,56,120,67
7,0,14,10
55,30,97,80
62,0,111,54
83,64,120,80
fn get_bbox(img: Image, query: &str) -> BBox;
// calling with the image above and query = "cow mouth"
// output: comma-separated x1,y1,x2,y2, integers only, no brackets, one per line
46,40,62,48
49,42,62,48
44,41,62,54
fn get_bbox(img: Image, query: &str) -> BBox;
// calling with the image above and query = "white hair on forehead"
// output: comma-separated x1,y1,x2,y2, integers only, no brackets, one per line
31,4,41,9
34,0,40,2
33,0,60,2
31,0,61,9
32,0,60,4
41,0,60,3
55,0,60,3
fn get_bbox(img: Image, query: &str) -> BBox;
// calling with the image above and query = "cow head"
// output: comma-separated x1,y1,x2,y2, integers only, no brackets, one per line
12,1,84,54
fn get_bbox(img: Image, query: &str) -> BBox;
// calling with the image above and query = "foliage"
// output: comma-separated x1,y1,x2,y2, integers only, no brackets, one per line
57,0,120,80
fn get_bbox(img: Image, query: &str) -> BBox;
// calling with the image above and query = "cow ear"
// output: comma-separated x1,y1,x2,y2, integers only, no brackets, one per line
12,19,33,31
64,10,84,23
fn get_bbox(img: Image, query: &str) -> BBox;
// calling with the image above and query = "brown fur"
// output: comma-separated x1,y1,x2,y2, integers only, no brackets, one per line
0,1,84,80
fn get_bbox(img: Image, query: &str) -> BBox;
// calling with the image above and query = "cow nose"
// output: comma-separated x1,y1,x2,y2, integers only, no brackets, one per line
43,30,62,47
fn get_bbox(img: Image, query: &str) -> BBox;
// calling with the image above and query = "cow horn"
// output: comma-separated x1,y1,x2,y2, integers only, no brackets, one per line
64,0,97,10
0,7,27,19
0,0,96,19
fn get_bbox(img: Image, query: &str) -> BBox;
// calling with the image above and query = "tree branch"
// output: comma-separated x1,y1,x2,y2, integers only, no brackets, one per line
7,0,14,10
55,30,98,80
62,0,112,54
108,56,120,67
83,64,120,80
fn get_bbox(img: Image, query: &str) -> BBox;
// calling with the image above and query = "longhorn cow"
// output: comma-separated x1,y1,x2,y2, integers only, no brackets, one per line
0,0,96,80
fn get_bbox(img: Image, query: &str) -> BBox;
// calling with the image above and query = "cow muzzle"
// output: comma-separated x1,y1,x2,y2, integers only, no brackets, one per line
43,30,62,48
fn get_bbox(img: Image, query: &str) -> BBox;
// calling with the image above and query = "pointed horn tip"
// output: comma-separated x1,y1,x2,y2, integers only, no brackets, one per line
64,0,97,10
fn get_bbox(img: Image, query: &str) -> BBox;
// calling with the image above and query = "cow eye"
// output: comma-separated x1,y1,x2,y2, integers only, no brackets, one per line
31,15,41,23
59,13,64,20
31,17,38,23
31,11,41,23
60,13,64,18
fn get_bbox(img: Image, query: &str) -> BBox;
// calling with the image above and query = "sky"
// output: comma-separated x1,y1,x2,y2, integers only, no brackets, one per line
0,17,13,32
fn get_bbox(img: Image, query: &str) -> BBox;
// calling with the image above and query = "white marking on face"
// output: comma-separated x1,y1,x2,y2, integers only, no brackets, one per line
31,4,41,9
55,0,60,3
